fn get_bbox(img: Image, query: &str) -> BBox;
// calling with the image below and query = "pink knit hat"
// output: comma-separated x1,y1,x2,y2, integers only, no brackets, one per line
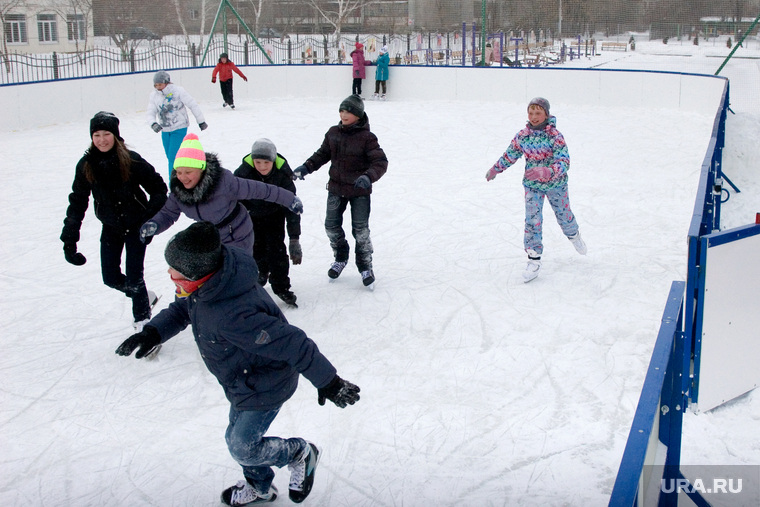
173,133,206,170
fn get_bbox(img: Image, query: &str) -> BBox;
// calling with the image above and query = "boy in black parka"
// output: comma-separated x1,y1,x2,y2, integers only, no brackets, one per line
234,138,302,307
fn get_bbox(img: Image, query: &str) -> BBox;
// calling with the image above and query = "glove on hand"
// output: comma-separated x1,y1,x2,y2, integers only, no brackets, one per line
199,122,208,131
354,175,371,190
288,238,303,265
211,78,216,83
289,196,304,215
63,243,86,266
115,326,161,359
318,375,361,408
485,167,500,181
292,165,308,181
151,122,163,133
525,166,552,182
140,221,158,244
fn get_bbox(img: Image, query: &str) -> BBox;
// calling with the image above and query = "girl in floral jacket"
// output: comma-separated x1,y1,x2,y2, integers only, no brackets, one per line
485,97,587,282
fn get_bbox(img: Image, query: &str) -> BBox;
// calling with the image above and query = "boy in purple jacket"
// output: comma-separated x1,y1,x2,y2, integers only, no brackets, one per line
116,222,360,506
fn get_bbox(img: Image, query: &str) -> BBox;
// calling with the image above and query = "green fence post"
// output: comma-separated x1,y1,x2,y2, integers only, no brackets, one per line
52,52,59,80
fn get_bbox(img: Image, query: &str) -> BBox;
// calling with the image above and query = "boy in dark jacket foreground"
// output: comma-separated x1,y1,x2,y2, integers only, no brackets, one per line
116,222,360,506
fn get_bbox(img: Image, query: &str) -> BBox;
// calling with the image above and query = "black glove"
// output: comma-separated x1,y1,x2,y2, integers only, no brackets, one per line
199,122,208,131
289,238,302,265
354,175,371,190
140,221,158,244
115,326,161,359
318,375,360,408
151,122,162,133
292,165,308,181
63,243,86,266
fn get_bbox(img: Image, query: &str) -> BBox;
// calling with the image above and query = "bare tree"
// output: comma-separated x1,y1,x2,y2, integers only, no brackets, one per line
50,0,93,60
306,0,379,38
1,0,27,70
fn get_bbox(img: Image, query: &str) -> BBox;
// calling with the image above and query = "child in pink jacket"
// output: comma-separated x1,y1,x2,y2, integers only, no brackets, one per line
350,42,371,97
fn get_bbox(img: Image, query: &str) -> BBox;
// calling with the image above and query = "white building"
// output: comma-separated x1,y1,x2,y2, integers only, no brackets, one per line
3,0,94,54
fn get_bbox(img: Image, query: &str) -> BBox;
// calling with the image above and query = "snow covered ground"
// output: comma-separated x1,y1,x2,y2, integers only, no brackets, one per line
1,38,758,506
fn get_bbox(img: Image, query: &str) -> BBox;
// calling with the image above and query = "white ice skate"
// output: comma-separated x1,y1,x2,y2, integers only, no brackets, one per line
569,231,587,255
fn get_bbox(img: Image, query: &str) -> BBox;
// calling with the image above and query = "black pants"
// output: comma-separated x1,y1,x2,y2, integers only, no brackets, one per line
374,80,386,94
100,224,151,321
220,79,234,105
251,211,291,293
352,78,363,96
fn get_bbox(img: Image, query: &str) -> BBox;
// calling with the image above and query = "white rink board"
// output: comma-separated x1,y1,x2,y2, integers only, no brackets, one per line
698,229,760,411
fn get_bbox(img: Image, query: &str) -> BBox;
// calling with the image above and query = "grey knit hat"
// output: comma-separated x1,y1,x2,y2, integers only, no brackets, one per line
528,97,550,115
339,94,364,118
250,138,277,162
153,70,171,84
164,222,222,281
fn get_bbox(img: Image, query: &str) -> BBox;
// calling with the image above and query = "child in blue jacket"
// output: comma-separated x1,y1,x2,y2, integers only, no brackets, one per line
116,222,360,506
486,97,587,282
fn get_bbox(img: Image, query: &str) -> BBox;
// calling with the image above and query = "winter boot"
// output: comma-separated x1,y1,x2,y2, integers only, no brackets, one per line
275,290,298,308
523,249,542,283
328,261,347,280
221,480,277,506
288,442,320,503
568,231,587,255
360,269,375,289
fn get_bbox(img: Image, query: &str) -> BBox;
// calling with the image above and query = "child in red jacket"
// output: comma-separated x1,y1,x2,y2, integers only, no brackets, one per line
211,53,247,109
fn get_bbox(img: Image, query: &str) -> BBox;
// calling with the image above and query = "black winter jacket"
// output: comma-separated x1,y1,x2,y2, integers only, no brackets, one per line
303,113,388,197
234,153,301,239
61,148,167,244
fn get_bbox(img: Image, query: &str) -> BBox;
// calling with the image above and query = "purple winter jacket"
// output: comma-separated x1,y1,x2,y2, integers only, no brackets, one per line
148,152,296,252
351,48,370,79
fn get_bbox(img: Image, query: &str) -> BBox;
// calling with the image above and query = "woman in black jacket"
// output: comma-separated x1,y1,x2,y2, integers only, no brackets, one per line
61,111,168,330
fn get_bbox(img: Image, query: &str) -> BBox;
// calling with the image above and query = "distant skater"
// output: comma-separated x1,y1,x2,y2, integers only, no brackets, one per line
212,52,247,109
486,97,586,282
146,70,207,176
350,42,371,97
372,45,389,100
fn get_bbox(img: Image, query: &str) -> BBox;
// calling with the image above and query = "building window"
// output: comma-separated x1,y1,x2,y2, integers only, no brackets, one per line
67,14,86,41
37,13,58,43
4,14,28,44
189,9,199,20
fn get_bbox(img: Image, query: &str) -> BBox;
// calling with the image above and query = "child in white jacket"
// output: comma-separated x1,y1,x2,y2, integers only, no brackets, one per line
146,70,208,176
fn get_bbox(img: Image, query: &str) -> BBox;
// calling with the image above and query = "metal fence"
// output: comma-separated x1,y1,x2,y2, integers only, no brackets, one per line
1,30,570,85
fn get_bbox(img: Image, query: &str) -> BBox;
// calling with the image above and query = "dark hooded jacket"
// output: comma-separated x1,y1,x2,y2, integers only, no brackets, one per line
61,147,167,244
234,153,301,239
148,152,296,252
147,245,337,411
302,113,388,198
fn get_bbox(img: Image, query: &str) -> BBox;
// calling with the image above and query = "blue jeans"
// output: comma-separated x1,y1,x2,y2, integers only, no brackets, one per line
225,406,306,493
161,127,187,176
324,192,373,271
524,183,579,256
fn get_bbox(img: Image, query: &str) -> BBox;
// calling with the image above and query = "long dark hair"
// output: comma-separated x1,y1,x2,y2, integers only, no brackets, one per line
83,136,132,183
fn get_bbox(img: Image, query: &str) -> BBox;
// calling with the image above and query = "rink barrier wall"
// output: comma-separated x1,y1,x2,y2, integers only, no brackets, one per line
0,65,728,131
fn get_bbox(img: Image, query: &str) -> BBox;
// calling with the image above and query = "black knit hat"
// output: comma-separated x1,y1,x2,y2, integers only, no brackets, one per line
164,222,223,281
90,111,122,140
339,94,364,118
